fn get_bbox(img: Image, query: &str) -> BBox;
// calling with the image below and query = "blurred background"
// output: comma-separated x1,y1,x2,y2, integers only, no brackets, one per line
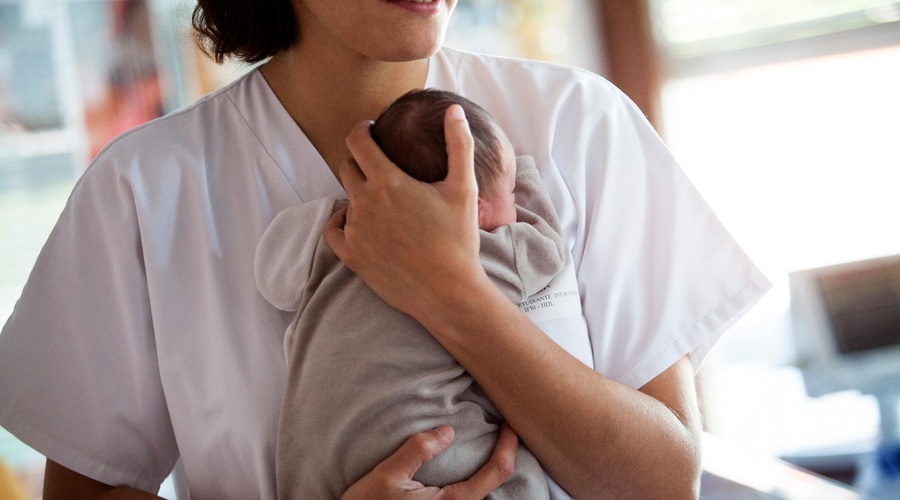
1,0,899,498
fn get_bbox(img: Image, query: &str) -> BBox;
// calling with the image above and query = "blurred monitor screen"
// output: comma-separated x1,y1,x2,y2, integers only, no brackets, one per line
817,265,900,354
789,254,900,397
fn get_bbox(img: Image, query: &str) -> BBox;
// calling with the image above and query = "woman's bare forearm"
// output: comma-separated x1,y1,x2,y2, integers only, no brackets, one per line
44,460,164,500
412,275,702,499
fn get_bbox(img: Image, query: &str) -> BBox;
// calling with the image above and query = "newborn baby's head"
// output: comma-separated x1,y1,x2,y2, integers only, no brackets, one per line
371,89,517,231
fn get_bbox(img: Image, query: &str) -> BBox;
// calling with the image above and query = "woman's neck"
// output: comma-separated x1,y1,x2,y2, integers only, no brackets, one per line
260,46,430,175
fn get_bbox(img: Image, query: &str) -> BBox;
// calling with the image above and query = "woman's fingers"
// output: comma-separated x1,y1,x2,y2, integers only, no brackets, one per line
442,424,518,499
435,105,479,242
322,205,349,263
376,426,456,480
345,120,401,185
340,424,516,500
335,155,368,198
340,427,455,500
441,105,478,197
343,108,477,198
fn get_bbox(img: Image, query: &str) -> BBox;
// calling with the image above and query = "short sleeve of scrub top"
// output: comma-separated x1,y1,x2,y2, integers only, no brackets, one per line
0,148,179,492
425,49,771,388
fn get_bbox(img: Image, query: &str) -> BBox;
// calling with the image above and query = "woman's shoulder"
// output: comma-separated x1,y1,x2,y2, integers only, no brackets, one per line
437,47,622,103
434,48,643,168
86,70,260,178
434,47,634,146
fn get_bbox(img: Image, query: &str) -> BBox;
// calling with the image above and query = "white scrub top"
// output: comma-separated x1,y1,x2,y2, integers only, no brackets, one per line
0,47,770,499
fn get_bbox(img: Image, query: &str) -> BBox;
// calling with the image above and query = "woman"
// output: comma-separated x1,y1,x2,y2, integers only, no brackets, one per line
0,0,770,498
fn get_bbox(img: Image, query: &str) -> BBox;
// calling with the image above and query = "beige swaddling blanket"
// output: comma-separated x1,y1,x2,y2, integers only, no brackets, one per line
255,156,565,499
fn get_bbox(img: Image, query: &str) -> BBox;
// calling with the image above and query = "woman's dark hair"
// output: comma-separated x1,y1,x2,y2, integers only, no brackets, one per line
371,89,506,198
192,0,299,64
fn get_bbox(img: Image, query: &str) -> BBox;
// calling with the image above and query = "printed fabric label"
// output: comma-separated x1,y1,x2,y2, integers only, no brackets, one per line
517,256,582,323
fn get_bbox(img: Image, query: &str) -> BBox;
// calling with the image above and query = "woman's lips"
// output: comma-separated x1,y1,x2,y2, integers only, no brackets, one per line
383,0,442,15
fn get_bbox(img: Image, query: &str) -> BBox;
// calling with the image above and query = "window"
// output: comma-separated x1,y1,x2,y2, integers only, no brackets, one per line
652,0,900,469
657,0,900,59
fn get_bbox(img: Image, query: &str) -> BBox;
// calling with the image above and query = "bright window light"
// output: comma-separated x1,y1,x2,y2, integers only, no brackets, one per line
660,44,900,456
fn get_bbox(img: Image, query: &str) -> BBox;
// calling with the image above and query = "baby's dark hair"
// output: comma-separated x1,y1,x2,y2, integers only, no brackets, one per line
371,89,506,198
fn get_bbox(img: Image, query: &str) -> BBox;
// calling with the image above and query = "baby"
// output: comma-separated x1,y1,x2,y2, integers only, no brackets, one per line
255,89,566,499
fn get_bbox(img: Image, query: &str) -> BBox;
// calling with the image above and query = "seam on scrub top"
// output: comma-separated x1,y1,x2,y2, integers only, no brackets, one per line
221,79,303,201
621,277,767,389
88,72,249,165
0,415,169,494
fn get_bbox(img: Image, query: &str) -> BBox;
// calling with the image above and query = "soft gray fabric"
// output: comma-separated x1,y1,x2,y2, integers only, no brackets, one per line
255,156,564,499
480,157,568,304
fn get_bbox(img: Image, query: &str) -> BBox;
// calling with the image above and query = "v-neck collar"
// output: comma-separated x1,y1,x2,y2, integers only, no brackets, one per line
230,54,453,203
229,69,343,203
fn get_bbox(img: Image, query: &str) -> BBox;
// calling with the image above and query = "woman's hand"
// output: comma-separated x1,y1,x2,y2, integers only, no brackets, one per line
323,105,487,323
342,425,518,500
